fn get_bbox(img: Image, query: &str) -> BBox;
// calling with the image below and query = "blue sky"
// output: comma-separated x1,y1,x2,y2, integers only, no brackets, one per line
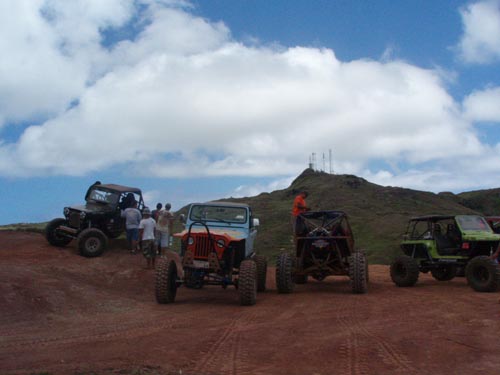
1,0,500,224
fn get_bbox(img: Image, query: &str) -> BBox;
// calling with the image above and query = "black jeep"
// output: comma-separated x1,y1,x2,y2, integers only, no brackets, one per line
45,182,144,257
276,210,368,294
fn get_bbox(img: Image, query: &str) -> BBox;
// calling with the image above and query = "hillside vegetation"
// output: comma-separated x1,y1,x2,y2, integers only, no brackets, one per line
3,169,499,264
225,169,492,264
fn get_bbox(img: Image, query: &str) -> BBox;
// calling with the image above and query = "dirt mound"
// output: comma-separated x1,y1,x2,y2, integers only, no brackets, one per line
1,231,499,375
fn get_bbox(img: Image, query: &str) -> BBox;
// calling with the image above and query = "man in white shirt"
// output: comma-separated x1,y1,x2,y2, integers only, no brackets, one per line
139,207,157,269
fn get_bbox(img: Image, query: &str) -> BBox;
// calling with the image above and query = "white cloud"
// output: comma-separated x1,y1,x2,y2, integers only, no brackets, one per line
463,86,500,122
363,143,500,193
142,189,161,209
457,0,500,64
231,177,295,198
0,0,84,126
0,0,499,195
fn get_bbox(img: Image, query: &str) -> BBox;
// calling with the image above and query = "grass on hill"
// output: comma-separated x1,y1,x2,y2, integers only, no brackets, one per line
227,169,480,264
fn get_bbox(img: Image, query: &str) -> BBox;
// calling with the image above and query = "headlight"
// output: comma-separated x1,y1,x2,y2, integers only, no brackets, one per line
80,211,86,219
216,239,225,248
64,207,70,216
187,237,194,245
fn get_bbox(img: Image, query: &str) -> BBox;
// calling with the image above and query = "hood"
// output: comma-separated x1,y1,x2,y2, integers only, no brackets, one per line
67,203,115,214
461,230,500,241
174,227,246,240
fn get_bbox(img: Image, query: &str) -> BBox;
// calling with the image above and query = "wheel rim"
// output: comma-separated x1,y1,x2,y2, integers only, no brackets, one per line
473,265,489,283
85,237,100,252
54,231,65,241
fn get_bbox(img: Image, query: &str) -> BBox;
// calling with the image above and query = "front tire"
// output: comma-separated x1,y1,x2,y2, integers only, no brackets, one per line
254,255,267,292
276,253,294,294
77,228,107,257
156,259,178,303
239,260,257,306
390,255,420,287
465,256,500,292
349,252,368,294
45,218,72,247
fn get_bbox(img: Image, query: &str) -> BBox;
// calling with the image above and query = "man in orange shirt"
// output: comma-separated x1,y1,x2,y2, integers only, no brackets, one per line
292,191,309,235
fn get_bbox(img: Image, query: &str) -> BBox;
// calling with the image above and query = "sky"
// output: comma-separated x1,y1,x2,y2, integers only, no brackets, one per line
1,0,500,224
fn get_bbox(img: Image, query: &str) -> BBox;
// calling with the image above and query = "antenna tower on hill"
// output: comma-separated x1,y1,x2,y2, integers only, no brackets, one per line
308,152,317,170
309,150,333,174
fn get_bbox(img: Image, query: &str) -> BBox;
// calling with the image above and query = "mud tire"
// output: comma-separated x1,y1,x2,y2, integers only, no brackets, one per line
239,259,257,306
77,228,107,257
465,256,500,293
45,218,73,247
390,255,420,287
254,255,267,292
155,259,178,303
431,265,456,281
349,252,368,294
276,253,294,294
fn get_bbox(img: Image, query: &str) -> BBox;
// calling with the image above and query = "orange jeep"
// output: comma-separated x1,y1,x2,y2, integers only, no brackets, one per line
155,202,266,306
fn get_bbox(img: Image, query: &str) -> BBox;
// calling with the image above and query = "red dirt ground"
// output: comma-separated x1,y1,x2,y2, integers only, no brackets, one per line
1,231,500,375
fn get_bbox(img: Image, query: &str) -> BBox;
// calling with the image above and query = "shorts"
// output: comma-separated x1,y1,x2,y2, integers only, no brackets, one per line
141,239,155,259
126,228,139,242
156,231,170,248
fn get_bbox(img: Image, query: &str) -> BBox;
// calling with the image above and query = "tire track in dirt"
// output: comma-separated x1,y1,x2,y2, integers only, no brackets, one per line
0,315,190,351
334,296,370,375
334,296,421,375
187,310,258,375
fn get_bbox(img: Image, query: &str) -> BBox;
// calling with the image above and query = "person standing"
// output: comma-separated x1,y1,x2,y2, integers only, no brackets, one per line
164,203,174,247
139,207,157,269
291,191,310,235
156,203,174,256
152,202,162,254
121,200,142,253
151,203,162,222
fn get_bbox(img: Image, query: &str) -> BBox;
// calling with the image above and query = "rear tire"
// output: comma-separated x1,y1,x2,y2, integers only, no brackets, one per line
349,252,368,294
254,255,267,292
45,218,72,247
431,265,456,281
155,259,178,303
390,255,419,287
465,256,500,292
239,260,257,306
77,228,107,257
276,253,294,294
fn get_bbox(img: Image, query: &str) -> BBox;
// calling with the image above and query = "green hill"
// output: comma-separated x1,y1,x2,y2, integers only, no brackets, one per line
455,188,500,216
223,169,484,264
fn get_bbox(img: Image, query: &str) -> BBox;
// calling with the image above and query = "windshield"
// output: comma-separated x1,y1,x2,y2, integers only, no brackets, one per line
87,188,119,205
456,215,492,232
189,205,247,224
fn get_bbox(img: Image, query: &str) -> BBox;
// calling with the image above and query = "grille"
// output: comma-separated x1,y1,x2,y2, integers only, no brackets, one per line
68,212,81,228
194,236,211,258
